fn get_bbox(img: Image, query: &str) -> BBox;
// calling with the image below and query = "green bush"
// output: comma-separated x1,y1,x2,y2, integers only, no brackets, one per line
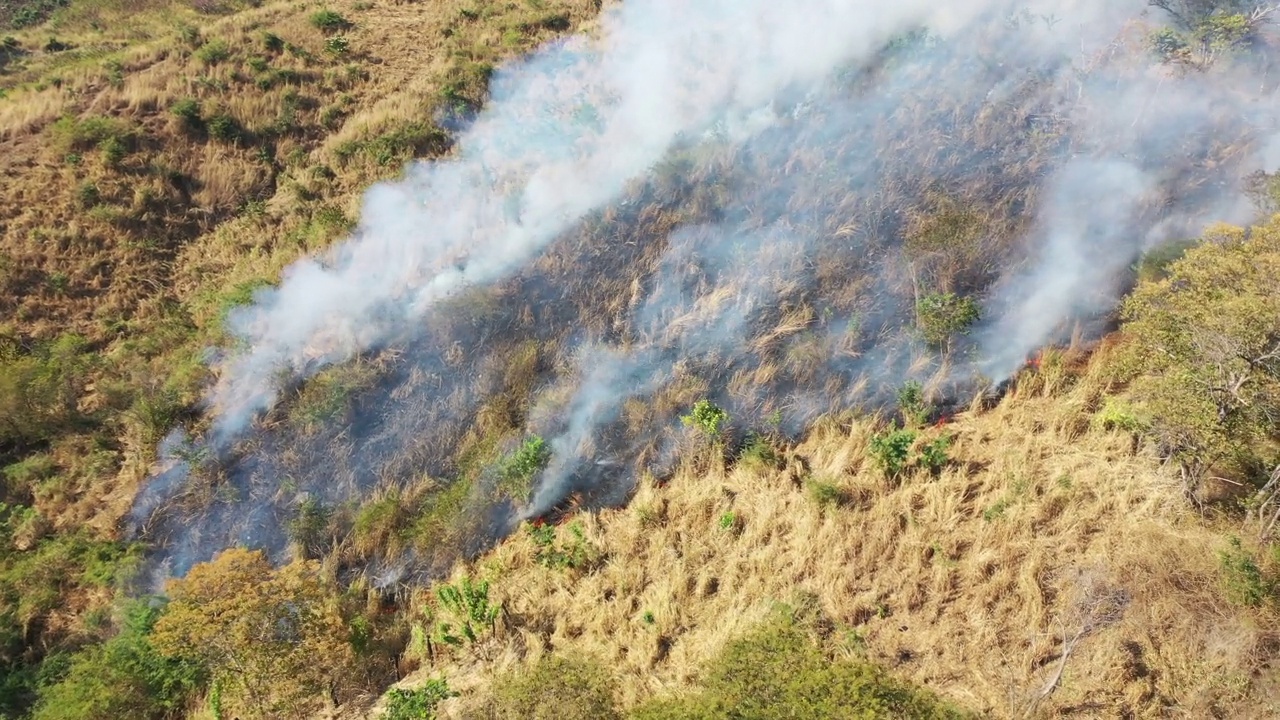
490,655,620,720
1092,396,1148,434
204,113,241,142
169,98,202,129
526,520,594,570
383,678,455,720
50,115,132,153
896,380,929,427
433,576,499,648
260,31,284,52
918,435,951,473
98,135,127,167
916,292,980,348
682,399,729,439
498,436,550,497
1135,238,1198,283
194,39,231,65
31,600,205,720
1219,536,1275,607
806,479,848,508
868,428,917,479
632,608,966,719
310,9,351,32
324,36,350,55
0,334,94,451
737,433,780,469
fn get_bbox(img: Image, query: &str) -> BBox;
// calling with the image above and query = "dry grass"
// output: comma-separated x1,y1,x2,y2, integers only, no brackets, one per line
384,364,1279,718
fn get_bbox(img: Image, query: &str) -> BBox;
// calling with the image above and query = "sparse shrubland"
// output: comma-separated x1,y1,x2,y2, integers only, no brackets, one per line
2,0,1280,718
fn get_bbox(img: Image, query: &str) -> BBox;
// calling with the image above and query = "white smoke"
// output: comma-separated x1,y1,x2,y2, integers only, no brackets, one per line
209,0,988,445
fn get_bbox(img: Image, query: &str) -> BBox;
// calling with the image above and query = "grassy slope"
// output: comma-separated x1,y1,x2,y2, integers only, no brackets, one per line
389,350,1280,718
0,0,600,712
3,1,1280,718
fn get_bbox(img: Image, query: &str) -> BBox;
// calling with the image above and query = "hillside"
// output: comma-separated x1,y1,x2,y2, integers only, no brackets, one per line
393,358,1278,718
1,0,1280,719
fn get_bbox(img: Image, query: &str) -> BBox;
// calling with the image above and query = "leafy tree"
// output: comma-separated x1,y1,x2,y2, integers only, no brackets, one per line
1118,221,1280,492
151,548,356,719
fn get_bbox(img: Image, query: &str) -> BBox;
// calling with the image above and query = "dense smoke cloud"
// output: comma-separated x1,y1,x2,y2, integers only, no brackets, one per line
131,0,1280,579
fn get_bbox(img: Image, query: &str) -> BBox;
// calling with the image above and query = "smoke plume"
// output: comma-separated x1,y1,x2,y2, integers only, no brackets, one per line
130,0,1280,580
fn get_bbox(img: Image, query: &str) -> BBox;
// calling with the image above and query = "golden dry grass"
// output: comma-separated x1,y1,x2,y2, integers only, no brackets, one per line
382,361,1279,719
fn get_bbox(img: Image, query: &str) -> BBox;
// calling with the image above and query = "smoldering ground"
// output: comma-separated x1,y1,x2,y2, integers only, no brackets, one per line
128,0,1280,583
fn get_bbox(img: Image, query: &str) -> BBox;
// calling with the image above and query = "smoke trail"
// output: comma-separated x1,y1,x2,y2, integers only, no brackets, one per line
131,0,1280,578
207,0,979,447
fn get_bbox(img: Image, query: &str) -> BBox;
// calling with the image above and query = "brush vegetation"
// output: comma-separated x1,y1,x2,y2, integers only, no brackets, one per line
1,0,1280,718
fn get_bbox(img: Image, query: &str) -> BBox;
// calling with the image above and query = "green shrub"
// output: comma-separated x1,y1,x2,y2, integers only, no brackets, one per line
633,608,967,719
309,9,351,32
3,454,55,495
204,113,240,142
98,136,127,167
433,575,499,648
682,399,729,438
490,655,620,720
1092,396,1148,434
718,511,738,530
170,98,202,129
868,428,917,479
324,36,350,55
527,520,593,570
918,435,951,473
806,479,848,508
287,497,332,557
260,31,284,52
383,678,455,720
916,292,980,348
31,600,205,720
0,334,94,450
1135,238,1198,283
498,436,550,497
1219,536,1275,607
896,380,929,427
74,181,99,208
737,433,779,469
194,39,231,65
50,115,132,153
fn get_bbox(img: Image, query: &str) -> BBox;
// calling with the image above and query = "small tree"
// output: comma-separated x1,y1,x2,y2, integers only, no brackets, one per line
433,575,499,650
151,548,356,718
682,399,729,438
1118,221,1280,494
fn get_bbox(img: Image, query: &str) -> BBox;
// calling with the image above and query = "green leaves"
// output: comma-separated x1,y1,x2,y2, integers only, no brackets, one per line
915,292,980,348
1118,221,1280,485
433,576,499,649
682,399,729,438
